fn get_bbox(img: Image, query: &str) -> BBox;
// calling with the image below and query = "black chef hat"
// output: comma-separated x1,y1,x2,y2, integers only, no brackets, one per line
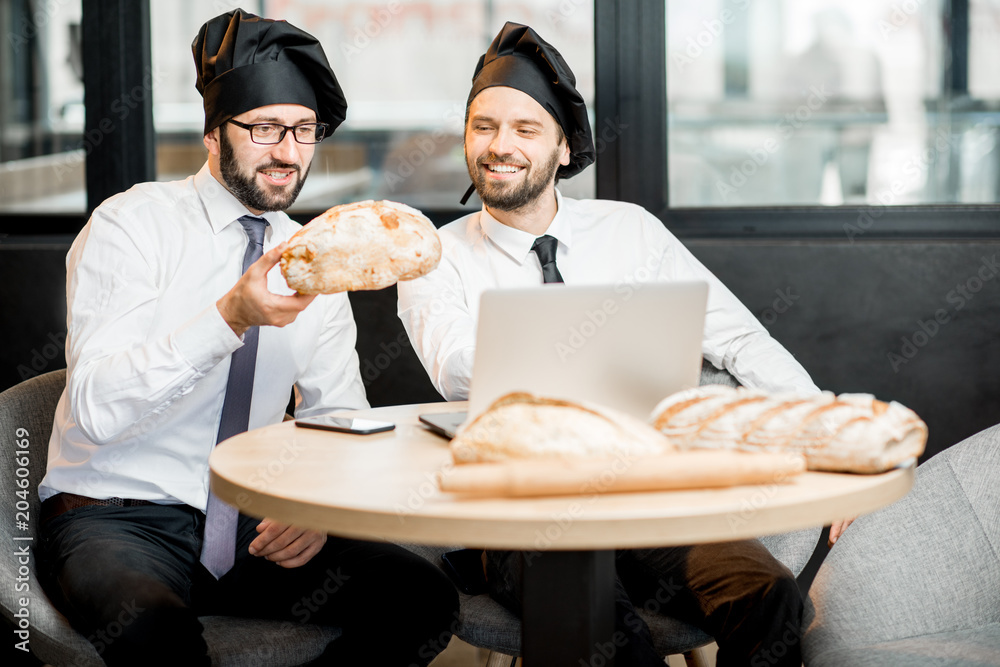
467,22,595,180
192,9,347,135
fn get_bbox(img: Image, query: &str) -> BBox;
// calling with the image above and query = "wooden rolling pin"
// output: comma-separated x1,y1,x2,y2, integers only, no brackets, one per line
438,450,806,498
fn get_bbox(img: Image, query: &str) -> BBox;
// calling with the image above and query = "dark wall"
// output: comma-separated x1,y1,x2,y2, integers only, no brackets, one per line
686,240,1000,461
2,238,998,459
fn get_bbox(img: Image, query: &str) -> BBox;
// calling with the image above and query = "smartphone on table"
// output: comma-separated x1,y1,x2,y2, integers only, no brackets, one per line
294,414,395,435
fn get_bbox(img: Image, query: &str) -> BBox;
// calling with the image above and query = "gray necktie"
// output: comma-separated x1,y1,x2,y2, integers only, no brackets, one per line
531,235,564,284
201,215,268,579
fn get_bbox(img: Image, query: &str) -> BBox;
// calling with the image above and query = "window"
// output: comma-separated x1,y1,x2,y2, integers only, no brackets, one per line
0,0,84,213
666,0,1000,208
150,0,595,214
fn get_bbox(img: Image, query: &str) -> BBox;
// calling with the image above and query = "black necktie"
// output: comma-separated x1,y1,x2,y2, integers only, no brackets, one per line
531,235,564,284
201,215,268,579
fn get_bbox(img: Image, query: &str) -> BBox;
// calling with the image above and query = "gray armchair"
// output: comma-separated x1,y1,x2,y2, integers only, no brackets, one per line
0,370,339,666
803,423,1000,666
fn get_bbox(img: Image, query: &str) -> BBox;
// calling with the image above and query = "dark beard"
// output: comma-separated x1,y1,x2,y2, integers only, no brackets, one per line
219,129,310,212
468,148,561,213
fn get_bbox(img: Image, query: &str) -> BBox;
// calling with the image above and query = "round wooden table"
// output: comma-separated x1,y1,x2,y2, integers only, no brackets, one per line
209,401,915,666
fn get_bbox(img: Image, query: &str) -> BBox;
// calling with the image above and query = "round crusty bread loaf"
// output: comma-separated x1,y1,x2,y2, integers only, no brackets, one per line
280,200,441,294
650,385,927,473
451,392,675,464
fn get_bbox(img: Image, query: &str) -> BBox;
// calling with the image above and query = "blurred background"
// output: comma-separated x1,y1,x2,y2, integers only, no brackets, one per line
3,0,997,214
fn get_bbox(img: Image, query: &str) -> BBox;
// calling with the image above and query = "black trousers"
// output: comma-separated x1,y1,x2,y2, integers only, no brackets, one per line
38,503,459,667
486,541,803,667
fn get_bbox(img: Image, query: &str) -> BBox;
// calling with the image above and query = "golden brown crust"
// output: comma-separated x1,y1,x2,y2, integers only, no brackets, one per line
650,386,927,473
452,392,675,464
280,200,441,294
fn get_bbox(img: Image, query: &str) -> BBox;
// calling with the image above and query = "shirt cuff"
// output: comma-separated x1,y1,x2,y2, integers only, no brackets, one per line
173,303,244,373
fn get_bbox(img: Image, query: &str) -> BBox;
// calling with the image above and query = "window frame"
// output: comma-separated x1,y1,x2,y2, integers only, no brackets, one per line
2,0,998,239
594,0,1000,240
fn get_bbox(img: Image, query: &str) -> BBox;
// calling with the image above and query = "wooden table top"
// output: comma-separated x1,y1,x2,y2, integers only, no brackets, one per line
209,401,915,550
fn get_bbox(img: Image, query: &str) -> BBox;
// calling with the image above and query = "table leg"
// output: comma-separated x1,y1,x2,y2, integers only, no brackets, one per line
521,550,616,667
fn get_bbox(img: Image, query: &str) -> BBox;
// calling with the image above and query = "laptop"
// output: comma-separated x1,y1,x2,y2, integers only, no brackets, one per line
419,281,708,439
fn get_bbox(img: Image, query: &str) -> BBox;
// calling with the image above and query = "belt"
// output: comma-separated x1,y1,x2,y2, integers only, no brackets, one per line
41,492,156,524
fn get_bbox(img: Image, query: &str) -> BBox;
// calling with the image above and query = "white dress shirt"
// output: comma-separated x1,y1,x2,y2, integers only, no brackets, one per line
39,164,368,509
397,190,819,401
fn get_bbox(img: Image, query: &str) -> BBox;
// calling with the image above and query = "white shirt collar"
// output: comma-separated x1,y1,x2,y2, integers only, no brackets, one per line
193,163,282,236
479,188,573,265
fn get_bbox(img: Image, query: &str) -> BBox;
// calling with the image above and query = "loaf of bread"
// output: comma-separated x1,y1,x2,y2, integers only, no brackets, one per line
650,385,926,473
451,392,675,464
280,200,441,294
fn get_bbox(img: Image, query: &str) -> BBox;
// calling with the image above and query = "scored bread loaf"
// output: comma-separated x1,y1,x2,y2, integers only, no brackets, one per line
650,385,926,473
280,200,441,294
451,392,675,464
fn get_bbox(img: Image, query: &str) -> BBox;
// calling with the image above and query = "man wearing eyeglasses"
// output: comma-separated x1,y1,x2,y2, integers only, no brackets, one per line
36,10,458,667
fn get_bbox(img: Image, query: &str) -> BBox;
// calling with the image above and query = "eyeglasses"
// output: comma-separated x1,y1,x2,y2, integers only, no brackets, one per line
226,119,330,145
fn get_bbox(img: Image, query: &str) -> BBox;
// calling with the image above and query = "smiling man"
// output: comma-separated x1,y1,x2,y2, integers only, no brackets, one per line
36,10,457,666
397,22,818,667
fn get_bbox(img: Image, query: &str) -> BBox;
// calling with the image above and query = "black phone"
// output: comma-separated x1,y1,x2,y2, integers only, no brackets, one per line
440,548,489,596
294,415,396,435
